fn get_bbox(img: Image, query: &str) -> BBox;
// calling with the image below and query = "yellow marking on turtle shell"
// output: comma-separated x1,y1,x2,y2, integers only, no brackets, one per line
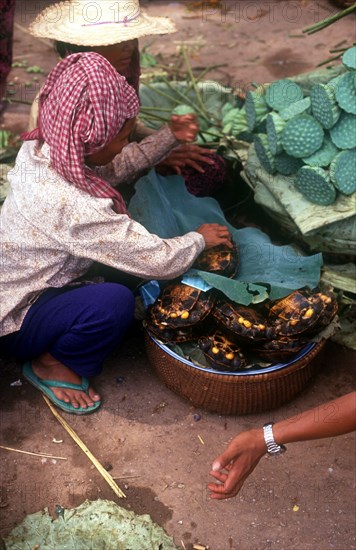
243,320,252,328
225,352,234,360
212,347,220,354
181,311,190,319
238,317,245,324
303,308,314,319
290,319,298,326
258,324,266,330
170,313,178,318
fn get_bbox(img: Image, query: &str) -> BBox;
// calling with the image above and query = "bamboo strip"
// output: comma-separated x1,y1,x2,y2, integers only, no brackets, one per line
43,396,126,498
0,444,67,460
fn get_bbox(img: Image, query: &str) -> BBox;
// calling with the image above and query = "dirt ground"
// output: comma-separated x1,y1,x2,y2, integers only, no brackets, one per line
1,1,355,549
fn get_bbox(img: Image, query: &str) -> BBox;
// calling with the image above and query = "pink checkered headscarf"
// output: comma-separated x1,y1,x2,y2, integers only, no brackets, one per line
22,52,140,214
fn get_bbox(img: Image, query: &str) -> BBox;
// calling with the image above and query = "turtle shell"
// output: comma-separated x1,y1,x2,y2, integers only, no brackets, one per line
192,243,239,278
311,291,338,332
146,283,214,331
199,331,247,372
212,300,274,344
145,322,196,344
252,336,307,363
267,290,325,336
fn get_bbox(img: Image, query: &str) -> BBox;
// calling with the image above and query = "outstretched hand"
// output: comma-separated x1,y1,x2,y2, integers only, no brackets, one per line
169,114,199,143
195,223,232,249
208,392,356,500
208,429,267,500
158,144,216,175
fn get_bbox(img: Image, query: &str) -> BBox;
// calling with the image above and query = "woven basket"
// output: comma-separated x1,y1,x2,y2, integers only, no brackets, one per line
144,331,326,415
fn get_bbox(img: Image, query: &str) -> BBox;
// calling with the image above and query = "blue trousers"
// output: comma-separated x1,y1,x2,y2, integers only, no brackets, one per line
0,283,135,377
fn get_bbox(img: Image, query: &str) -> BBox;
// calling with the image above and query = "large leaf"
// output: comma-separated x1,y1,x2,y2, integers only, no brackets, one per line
129,170,323,303
139,80,235,129
5,500,179,550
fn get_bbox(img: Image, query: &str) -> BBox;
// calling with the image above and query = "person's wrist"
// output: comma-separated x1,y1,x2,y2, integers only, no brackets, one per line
165,124,181,145
249,428,268,455
263,423,287,455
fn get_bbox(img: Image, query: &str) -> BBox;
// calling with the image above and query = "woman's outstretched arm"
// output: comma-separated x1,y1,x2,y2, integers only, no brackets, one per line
208,391,356,500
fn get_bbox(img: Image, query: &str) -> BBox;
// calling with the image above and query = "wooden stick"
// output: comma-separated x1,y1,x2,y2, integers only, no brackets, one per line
142,82,182,106
161,75,211,122
0,444,67,460
181,46,209,116
303,4,356,35
43,396,126,498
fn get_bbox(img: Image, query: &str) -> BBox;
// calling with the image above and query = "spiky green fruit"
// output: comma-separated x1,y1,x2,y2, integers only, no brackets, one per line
311,83,341,129
254,134,276,174
275,153,304,176
265,79,303,111
329,150,356,195
266,112,286,155
280,97,311,120
295,166,336,205
245,91,269,131
330,112,356,149
282,114,324,158
335,72,356,115
342,46,356,70
302,137,339,167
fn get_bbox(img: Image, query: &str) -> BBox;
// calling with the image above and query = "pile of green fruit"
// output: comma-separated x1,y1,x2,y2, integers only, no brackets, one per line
222,46,356,205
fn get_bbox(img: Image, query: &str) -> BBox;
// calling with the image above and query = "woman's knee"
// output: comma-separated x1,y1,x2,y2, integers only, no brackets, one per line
87,283,135,323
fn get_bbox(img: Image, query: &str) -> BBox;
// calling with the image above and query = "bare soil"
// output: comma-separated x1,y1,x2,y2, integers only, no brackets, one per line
1,2,355,549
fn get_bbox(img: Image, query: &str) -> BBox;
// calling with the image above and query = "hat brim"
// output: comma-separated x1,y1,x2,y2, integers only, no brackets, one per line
29,3,177,46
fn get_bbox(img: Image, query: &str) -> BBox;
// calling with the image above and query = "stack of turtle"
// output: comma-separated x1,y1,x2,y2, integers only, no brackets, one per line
145,243,338,372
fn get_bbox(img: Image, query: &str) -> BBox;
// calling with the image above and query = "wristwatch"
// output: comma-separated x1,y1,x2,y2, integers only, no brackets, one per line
263,422,287,456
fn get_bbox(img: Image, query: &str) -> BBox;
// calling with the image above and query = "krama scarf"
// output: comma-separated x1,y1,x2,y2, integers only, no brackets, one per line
22,52,140,214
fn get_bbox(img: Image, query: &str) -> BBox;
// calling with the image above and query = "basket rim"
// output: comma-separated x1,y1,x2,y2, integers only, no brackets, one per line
145,329,318,377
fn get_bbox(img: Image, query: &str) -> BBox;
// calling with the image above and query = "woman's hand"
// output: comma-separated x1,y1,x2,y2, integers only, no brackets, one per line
195,224,232,249
208,429,267,500
158,144,216,175
208,392,356,501
169,114,199,143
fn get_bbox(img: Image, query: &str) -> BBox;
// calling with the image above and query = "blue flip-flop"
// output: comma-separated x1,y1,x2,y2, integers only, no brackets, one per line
22,362,101,415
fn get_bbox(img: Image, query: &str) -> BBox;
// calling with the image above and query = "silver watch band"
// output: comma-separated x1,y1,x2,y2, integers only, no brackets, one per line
263,423,287,455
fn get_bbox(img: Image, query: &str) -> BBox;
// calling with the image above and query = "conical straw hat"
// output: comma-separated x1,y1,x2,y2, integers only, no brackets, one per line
29,0,177,46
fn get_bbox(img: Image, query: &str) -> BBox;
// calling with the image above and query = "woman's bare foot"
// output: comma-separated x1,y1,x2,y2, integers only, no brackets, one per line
32,353,101,410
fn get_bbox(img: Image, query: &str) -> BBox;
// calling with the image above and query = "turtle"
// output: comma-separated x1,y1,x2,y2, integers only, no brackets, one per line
145,321,196,344
212,300,274,344
199,331,247,372
266,289,325,337
309,291,338,332
252,336,308,363
192,242,239,278
146,282,215,336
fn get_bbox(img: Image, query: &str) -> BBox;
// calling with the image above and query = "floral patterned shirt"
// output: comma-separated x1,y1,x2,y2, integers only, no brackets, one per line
0,139,205,337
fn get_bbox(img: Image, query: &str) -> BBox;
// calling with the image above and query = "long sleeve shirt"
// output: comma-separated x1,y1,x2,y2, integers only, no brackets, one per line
0,141,205,337
95,124,178,186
